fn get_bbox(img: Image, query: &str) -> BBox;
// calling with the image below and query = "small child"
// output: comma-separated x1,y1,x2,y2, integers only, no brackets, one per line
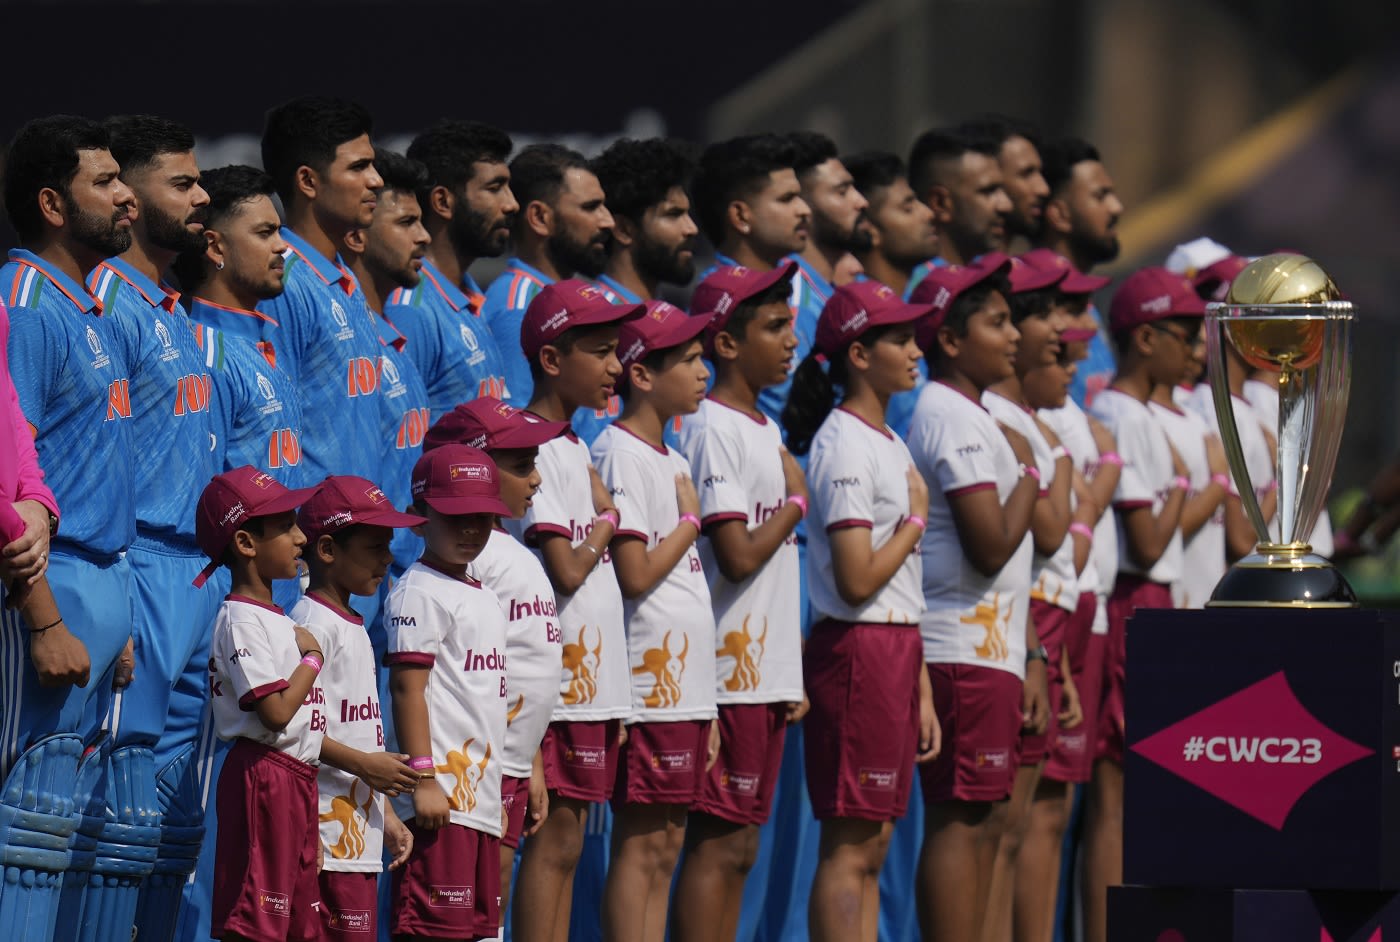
385,444,514,941
672,262,808,940
592,300,719,941
422,397,570,930
193,465,323,942
507,279,639,942
289,475,425,939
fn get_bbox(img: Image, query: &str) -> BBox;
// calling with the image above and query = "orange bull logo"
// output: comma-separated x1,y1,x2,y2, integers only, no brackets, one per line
437,739,492,813
634,630,688,708
962,592,1011,661
506,694,524,726
717,614,767,692
320,778,373,860
562,624,603,705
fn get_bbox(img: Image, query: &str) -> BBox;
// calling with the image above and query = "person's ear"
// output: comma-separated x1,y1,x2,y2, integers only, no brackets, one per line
1042,196,1072,238
538,344,564,379
314,533,337,566
628,361,654,393
524,200,553,239
428,185,454,223
711,329,741,362
293,164,319,203
232,529,258,560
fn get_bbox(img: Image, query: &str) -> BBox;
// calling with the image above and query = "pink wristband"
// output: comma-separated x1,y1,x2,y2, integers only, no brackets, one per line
1099,451,1124,467
409,756,435,772
786,494,808,518
905,514,927,532
1173,475,1191,491
300,652,323,673
1211,472,1231,489
597,509,620,528
1021,463,1041,483
1069,522,1095,542
679,513,702,533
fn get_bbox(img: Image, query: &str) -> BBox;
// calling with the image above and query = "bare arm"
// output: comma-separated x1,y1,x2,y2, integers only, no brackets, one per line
707,449,806,583
828,465,927,608
611,474,701,599
948,426,1039,577
534,466,618,595
251,626,322,733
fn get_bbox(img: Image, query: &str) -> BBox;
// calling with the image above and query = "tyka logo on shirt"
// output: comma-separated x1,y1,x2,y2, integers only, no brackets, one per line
956,443,984,457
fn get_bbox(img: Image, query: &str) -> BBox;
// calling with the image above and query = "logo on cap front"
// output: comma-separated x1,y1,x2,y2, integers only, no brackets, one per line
715,293,734,315
1141,294,1173,315
365,486,387,504
872,284,895,300
450,463,491,482
320,510,354,529
838,309,869,334
493,401,516,418
251,472,274,489
931,286,952,310
576,284,603,300
219,501,247,527
542,309,570,333
620,338,646,363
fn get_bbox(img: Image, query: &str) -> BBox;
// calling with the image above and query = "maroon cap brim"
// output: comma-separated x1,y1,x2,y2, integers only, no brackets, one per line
491,417,570,450
1059,271,1111,294
1060,327,1099,343
252,485,321,519
421,494,513,518
699,259,798,321
653,311,715,356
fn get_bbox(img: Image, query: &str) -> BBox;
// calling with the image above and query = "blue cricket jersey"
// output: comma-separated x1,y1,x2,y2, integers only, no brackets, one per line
479,257,550,407
187,298,309,488
383,260,511,421
1,250,135,556
374,315,429,572
774,253,832,425
1069,302,1116,409
89,258,216,544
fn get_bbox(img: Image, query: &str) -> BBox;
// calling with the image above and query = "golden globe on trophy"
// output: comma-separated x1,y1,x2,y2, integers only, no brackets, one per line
1204,253,1357,607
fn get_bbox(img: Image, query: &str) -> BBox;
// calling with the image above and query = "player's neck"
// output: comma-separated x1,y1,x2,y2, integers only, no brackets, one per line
526,385,576,424
799,240,840,284
937,234,974,268
420,547,469,582
617,397,670,448
603,254,656,300
228,567,275,606
286,204,350,265
720,239,778,272
308,582,358,620
935,363,986,404
840,380,888,428
423,233,468,286
118,236,173,287
1110,367,1154,403
197,278,260,315
988,375,1027,408
517,238,566,282
31,236,103,286
1149,383,1179,409
861,254,910,298
709,370,761,417
348,257,392,316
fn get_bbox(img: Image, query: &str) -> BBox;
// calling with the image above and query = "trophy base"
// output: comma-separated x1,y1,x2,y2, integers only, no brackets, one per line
1206,546,1358,608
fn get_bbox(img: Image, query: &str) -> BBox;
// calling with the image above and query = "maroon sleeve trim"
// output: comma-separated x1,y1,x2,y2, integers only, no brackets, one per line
238,679,289,711
523,522,571,547
701,511,748,531
385,652,436,667
1114,499,1153,510
947,481,997,497
826,518,873,532
615,528,649,542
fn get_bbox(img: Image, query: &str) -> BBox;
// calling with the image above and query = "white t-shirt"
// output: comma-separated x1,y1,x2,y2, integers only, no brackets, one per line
1039,398,1117,602
1149,401,1226,609
677,398,803,705
509,432,631,722
470,528,563,778
208,595,325,766
591,424,718,724
1184,384,1277,537
384,562,508,836
1089,388,1183,585
984,391,1078,613
806,407,924,625
909,382,1031,676
289,595,385,872
1243,378,1333,556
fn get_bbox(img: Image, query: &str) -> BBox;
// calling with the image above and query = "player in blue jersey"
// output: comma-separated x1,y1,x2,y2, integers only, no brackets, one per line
908,127,1012,275
844,152,940,301
257,96,386,483
480,143,614,407
959,115,1052,254
1036,137,1124,410
0,114,139,938
585,136,698,445
79,115,217,942
391,119,519,419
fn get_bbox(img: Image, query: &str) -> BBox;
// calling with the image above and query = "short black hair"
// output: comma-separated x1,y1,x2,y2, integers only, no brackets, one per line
935,272,1012,346
172,164,276,291
407,119,513,205
261,96,373,204
691,134,799,245
590,137,696,224
721,278,793,344
843,151,905,206
907,127,992,200
1040,136,1103,196
3,115,111,242
957,114,1042,154
104,114,195,176
1007,286,1058,324
373,148,428,198
526,322,593,386
787,131,839,178
508,143,591,211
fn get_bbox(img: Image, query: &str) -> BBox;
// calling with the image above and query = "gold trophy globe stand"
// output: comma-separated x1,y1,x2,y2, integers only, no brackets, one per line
1205,254,1358,607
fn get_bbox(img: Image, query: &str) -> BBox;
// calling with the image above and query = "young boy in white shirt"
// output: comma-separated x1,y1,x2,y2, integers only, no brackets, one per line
385,444,514,941
592,300,719,941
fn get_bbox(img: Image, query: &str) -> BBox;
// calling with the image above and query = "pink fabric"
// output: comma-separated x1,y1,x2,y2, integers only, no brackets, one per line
0,302,57,544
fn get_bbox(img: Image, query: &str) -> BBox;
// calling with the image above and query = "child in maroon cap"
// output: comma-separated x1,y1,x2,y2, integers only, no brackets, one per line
287,475,426,941
194,465,325,942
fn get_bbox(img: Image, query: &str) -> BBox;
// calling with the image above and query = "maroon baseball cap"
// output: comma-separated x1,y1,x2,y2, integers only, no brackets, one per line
411,444,511,517
1018,248,1111,295
617,300,714,372
1192,255,1250,301
690,260,798,350
1108,267,1207,333
423,396,569,453
1006,255,1067,294
812,280,933,357
193,465,319,587
908,252,1013,353
520,278,644,359
297,475,427,543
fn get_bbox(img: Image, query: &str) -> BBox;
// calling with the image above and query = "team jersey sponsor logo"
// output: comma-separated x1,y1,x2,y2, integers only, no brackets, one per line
330,300,355,341
450,462,491,482
974,748,1010,769
562,625,603,705
325,908,372,933
463,647,506,671
650,748,695,772
340,696,381,723
563,744,608,768
719,768,760,795
507,594,558,621
717,615,767,692
459,324,486,367
380,356,401,387
858,767,898,791
320,778,372,860
831,476,860,488
437,739,492,812
955,443,984,457
428,885,474,908
258,890,291,916
634,630,688,708
256,373,277,401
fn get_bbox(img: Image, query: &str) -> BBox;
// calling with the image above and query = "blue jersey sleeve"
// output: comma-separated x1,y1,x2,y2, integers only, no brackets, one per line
6,306,58,433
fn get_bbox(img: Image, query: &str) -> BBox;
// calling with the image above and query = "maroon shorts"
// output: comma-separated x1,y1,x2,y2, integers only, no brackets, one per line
692,702,787,826
612,719,711,808
1018,599,1071,767
1045,591,1099,784
803,620,922,821
316,870,377,939
212,739,321,942
540,718,622,803
922,663,1023,804
1098,575,1173,763
392,820,501,940
500,774,531,850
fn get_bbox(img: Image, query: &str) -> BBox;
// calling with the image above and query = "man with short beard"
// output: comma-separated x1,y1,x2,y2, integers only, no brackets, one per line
907,127,1013,281
959,114,1050,249
0,114,138,934
1037,136,1125,408
480,143,614,407
391,120,518,420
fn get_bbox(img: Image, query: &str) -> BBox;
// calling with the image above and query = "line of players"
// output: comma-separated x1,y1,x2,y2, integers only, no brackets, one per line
0,98,1306,942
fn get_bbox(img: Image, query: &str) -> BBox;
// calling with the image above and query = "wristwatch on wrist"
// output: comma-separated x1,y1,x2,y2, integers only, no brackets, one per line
1026,644,1049,664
